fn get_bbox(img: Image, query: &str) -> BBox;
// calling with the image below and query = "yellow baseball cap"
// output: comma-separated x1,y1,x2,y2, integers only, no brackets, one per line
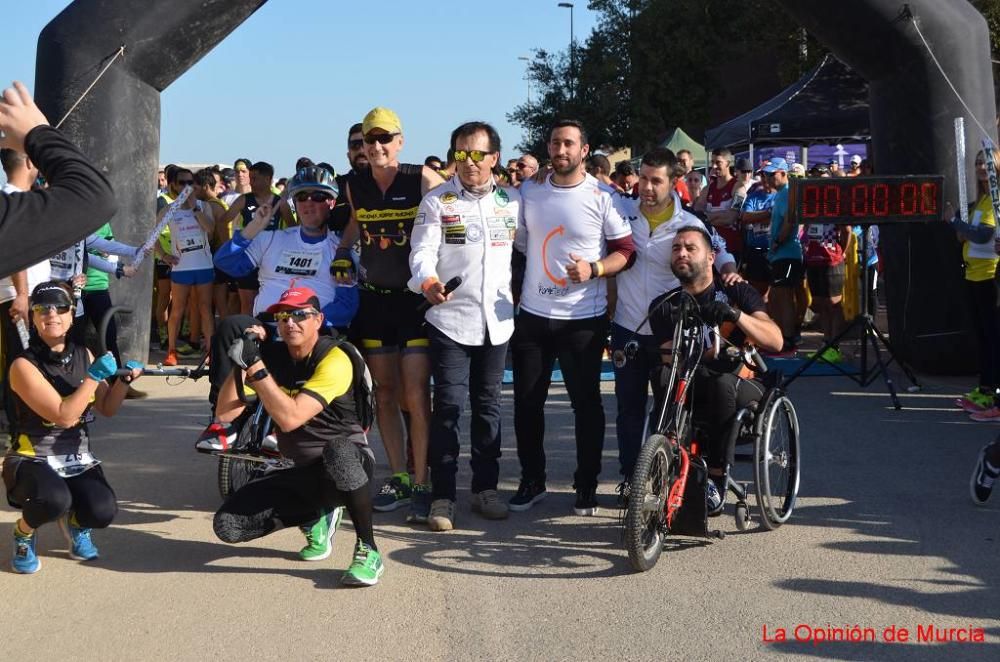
362,107,403,135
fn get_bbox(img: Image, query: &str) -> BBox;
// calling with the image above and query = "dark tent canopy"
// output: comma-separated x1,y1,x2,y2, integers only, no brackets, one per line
704,55,870,150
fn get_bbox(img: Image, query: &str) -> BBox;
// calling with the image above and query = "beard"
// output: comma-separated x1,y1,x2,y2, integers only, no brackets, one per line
551,155,581,177
671,259,705,285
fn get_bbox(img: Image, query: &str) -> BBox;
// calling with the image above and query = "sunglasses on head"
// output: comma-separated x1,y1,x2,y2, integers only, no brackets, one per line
348,139,365,150
454,150,493,163
293,191,334,203
32,304,72,315
274,309,318,323
363,133,399,145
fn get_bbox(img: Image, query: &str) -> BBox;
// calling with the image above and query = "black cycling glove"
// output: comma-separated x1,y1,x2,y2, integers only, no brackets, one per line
700,300,741,326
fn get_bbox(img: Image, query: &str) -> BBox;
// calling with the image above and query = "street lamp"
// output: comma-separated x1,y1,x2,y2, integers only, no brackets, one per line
557,2,574,98
518,55,531,103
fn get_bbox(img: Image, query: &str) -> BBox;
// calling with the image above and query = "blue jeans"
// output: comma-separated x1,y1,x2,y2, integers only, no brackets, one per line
610,323,663,479
427,324,507,501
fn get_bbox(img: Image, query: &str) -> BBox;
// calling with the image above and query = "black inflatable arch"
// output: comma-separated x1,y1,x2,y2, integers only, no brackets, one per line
35,0,996,371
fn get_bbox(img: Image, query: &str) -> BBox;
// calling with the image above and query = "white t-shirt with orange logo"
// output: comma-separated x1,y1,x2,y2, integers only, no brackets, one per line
516,173,632,320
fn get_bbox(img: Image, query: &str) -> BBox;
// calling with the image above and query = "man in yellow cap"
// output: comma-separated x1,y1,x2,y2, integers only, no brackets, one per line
333,107,443,522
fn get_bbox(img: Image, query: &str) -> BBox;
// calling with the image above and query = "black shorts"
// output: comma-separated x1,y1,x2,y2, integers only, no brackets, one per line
741,247,771,285
213,267,232,286
235,268,260,291
350,287,429,353
769,259,804,288
154,260,171,280
806,262,846,298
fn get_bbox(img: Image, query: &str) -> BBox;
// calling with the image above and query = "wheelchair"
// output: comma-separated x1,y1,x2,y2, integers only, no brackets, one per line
621,291,801,572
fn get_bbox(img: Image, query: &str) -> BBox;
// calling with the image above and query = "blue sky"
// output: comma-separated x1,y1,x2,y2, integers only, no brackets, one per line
2,1,597,179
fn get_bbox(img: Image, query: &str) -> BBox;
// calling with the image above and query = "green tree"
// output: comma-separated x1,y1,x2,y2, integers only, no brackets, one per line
509,0,825,155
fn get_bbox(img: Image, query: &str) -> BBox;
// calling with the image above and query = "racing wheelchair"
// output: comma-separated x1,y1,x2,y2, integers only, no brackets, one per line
619,290,800,572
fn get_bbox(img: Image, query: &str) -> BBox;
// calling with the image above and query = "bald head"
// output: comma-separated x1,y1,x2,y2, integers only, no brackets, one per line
516,154,539,178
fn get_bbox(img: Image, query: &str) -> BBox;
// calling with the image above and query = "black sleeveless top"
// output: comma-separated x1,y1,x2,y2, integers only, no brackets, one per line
10,340,94,458
349,164,423,290
241,192,283,233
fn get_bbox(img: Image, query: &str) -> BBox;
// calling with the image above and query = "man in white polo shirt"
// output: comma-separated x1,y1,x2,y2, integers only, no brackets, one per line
511,119,635,517
409,121,519,531
610,147,738,504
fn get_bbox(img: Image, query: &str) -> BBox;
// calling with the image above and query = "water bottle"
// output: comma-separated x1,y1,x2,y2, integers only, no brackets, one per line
15,318,30,350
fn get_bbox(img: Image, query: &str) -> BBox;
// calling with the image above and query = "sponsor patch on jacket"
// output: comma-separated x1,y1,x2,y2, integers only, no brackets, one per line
466,224,483,243
442,215,461,225
441,192,458,204
494,188,510,207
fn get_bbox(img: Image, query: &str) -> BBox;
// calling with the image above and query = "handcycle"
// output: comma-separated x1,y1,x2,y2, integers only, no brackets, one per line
619,290,801,572
212,329,292,499
99,307,282,498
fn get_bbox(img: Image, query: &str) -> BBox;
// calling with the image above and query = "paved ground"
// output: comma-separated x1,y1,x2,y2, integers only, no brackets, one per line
1,351,998,661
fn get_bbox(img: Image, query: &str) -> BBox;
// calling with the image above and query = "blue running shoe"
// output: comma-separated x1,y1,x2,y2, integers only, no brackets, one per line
60,515,99,561
12,524,40,574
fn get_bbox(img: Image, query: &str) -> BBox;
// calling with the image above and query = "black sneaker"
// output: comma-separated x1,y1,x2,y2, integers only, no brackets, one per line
970,444,1000,505
706,478,726,516
615,481,631,509
508,480,547,512
406,484,432,523
573,485,599,516
373,475,412,512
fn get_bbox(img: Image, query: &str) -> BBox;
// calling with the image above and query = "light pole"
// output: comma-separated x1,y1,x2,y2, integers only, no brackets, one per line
558,2,574,98
518,55,531,104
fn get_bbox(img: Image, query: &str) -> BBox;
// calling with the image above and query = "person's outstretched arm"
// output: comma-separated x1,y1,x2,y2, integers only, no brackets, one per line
0,82,117,278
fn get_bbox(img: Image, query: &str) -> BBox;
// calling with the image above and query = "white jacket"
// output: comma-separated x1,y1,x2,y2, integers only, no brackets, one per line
408,176,519,346
614,192,735,334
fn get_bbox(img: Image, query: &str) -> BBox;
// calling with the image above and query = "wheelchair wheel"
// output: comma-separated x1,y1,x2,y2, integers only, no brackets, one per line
217,416,267,499
625,434,674,572
753,393,800,530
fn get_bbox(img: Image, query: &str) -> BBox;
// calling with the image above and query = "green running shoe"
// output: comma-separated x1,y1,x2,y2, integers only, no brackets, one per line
342,541,384,587
299,507,344,562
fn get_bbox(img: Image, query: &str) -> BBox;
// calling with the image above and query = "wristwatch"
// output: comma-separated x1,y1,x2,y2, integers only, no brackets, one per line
246,367,269,384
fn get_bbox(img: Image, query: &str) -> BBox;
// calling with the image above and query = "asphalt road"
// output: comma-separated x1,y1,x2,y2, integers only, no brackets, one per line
1,360,998,661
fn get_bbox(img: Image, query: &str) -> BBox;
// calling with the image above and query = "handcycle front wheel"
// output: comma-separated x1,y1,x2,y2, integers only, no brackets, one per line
753,393,800,530
624,434,675,572
217,414,269,499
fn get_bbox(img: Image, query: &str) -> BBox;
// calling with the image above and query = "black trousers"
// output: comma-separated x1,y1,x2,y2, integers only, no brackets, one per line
0,299,24,431
511,310,608,489
965,279,1000,396
209,314,259,407
74,289,122,363
3,459,117,529
691,367,765,470
213,456,370,544
427,324,507,500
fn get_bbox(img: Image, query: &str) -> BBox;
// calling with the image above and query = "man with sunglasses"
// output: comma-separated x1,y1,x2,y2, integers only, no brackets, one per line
217,161,295,315
513,154,539,187
209,166,359,437
332,106,443,520
329,123,367,235
212,284,383,586
408,121,519,530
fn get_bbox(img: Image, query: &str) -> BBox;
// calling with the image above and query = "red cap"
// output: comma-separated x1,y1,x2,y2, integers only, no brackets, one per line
265,285,321,313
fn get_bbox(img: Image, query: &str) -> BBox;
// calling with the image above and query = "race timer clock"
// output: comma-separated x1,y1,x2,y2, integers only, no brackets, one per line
788,175,944,224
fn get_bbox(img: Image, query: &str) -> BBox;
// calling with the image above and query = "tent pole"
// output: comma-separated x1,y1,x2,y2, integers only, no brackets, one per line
802,145,809,168
749,143,754,167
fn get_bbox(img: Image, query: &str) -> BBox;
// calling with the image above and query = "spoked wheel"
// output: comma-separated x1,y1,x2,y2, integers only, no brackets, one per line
217,416,268,499
753,394,800,530
625,434,676,572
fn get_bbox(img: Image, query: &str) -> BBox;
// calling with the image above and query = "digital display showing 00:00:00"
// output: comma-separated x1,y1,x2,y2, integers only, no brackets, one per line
788,175,944,224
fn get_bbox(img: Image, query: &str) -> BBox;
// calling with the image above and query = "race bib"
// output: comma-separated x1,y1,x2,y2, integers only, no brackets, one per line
274,248,322,276
46,451,100,478
175,221,206,254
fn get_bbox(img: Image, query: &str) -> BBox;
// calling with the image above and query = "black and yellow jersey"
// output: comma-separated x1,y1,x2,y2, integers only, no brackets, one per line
348,163,423,290
264,335,366,465
9,341,94,458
